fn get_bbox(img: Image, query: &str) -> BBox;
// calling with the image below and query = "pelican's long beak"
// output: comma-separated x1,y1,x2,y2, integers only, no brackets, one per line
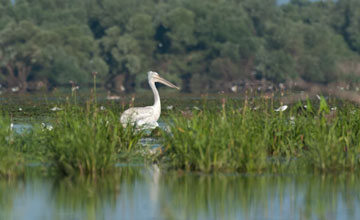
153,75,180,90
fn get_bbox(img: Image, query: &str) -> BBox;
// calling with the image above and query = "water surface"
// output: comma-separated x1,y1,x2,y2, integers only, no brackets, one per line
1,166,359,220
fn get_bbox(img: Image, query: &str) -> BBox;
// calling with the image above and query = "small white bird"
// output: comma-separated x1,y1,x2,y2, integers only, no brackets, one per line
120,71,180,129
275,105,288,112
50,106,62,111
106,91,121,100
41,123,54,131
11,87,19,92
231,85,238,93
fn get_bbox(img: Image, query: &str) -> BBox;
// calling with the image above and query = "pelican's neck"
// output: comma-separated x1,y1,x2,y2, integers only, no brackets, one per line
150,81,160,109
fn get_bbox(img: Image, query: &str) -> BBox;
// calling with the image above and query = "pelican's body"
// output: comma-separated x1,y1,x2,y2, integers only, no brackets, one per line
120,71,179,129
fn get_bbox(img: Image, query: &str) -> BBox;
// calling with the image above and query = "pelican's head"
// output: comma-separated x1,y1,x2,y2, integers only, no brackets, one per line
148,71,180,90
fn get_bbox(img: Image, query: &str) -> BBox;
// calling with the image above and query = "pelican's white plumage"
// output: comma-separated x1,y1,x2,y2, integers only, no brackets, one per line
120,71,180,129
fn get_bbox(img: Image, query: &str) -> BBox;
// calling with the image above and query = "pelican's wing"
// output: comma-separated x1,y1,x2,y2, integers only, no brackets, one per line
120,106,155,126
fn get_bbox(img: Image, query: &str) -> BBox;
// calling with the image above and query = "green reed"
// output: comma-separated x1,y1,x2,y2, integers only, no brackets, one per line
2,92,360,177
159,97,360,173
0,116,25,178
26,73,145,177
0,104,145,177
45,105,144,176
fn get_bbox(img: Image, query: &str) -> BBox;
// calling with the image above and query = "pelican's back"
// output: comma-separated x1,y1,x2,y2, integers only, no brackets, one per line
120,106,159,128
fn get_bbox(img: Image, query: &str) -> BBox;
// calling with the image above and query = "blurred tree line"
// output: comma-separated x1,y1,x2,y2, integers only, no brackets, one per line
0,0,360,92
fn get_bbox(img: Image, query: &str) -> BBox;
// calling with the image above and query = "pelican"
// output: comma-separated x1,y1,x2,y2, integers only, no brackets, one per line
120,71,180,129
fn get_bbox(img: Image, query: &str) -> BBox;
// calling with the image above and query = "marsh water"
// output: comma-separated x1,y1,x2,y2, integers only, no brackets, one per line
1,167,359,220
1,93,360,220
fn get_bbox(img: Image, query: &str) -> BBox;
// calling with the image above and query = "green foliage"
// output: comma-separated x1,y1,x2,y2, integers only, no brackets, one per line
45,106,144,176
334,0,360,52
158,98,360,173
162,7,197,53
0,118,25,178
161,109,268,172
1,0,360,90
1,97,360,177
256,49,296,83
100,28,143,79
0,20,106,87
127,13,156,57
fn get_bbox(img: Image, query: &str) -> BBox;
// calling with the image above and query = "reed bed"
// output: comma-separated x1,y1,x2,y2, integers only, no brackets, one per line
0,117,26,178
0,103,146,177
1,93,360,177
44,105,145,176
159,97,360,173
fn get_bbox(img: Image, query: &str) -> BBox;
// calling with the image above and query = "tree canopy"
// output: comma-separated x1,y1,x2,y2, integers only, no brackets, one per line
0,0,360,92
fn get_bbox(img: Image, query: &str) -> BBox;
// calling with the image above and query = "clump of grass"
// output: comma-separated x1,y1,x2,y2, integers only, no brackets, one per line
160,102,270,173
2,89,360,177
0,117,25,178
159,97,360,173
0,147,25,179
42,72,146,177
304,108,360,171
45,105,144,177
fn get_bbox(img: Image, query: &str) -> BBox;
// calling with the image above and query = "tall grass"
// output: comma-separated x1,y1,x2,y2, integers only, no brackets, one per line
2,92,360,176
159,97,360,173
45,105,144,176
0,103,145,177
0,116,25,178
304,105,360,171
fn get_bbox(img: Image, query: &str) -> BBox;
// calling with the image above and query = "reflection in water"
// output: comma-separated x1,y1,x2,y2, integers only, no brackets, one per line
0,168,359,220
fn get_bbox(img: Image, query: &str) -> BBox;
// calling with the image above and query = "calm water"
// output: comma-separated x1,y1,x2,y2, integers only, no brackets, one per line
0,166,359,220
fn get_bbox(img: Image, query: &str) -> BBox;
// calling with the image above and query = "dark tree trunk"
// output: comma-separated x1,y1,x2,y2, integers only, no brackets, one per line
16,62,30,92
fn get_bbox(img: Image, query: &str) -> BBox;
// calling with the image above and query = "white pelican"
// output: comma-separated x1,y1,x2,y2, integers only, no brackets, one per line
120,71,180,129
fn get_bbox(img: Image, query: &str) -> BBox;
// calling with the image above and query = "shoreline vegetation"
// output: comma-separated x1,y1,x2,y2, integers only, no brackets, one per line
1,92,360,179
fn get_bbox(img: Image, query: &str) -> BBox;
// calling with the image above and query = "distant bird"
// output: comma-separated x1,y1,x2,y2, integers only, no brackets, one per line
120,71,180,129
275,105,288,112
50,106,62,111
11,87,19,92
106,91,121,100
231,85,238,93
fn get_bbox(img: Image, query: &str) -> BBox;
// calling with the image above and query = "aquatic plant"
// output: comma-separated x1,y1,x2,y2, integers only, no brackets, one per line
0,146,25,179
159,97,360,173
45,105,145,176
1,91,360,177
304,107,360,171
0,117,25,178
